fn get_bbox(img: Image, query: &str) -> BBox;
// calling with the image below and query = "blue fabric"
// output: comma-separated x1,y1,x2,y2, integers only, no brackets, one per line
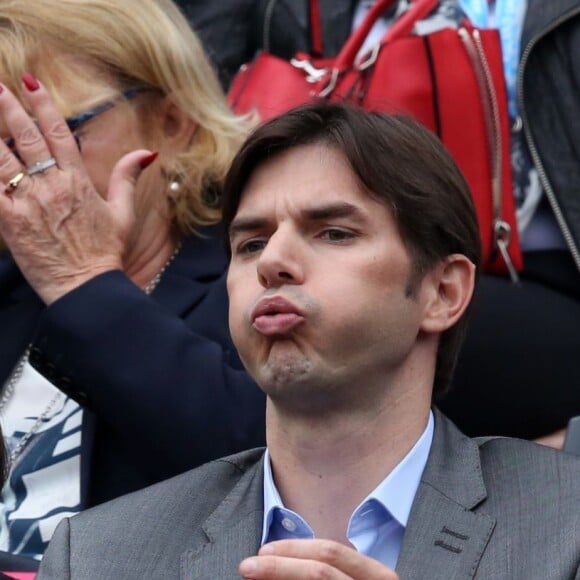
262,412,434,569
459,0,527,119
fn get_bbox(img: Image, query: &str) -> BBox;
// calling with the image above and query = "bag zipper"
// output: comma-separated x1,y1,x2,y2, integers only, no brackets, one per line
262,0,279,53
517,6,580,272
458,27,519,283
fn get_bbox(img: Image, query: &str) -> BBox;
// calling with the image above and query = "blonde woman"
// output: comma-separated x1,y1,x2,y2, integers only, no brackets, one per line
0,0,265,559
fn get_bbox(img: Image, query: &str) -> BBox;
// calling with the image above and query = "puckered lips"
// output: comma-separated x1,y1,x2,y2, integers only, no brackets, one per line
251,296,305,336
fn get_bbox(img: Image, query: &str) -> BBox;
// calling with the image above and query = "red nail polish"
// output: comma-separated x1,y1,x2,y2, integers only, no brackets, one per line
22,72,40,92
0,85,4,95
139,151,159,169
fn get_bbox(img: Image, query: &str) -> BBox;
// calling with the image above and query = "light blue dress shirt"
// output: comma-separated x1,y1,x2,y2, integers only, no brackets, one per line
261,411,434,570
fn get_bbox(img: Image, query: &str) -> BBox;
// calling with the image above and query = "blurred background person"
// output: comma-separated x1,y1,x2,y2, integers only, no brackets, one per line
0,0,265,560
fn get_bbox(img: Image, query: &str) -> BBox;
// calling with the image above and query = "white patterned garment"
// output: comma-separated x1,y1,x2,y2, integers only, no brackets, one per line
0,359,82,560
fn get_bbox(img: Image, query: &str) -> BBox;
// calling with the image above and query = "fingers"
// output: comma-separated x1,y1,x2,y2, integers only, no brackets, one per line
239,539,399,580
20,73,82,171
106,150,158,231
0,83,50,175
0,74,81,179
0,88,27,198
239,554,352,580
534,428,566,449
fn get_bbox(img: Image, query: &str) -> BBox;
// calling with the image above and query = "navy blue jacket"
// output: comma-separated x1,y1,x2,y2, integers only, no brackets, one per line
0,224,266,508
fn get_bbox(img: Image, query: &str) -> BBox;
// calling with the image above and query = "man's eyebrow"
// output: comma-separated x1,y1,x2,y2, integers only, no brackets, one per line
229,202,366,238
302,202,364,221
228,217,269,239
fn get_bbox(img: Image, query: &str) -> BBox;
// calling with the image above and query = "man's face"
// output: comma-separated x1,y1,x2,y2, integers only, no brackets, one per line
227,144,432,413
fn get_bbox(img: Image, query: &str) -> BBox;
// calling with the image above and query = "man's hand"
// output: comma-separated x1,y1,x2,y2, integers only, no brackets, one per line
534,428,566,450
239,539,399,579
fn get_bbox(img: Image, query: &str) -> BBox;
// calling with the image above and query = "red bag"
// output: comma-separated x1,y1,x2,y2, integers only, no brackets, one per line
229,0,522,279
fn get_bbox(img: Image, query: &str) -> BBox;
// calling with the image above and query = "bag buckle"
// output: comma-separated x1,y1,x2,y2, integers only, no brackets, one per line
318,68,339,98
290,57,329,83
355,43,381,71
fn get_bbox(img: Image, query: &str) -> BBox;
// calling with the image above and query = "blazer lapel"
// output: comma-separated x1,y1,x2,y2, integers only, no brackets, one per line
396,410,496,580
182,508,263,580
154,224,228,317
181,455,265,579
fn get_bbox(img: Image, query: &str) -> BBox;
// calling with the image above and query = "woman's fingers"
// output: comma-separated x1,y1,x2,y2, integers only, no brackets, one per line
0,74,83,176
106,149,158,235
0,74,82,202
0,76,158,304
0,78,53,176
0,76,121,304
0,91,28,198
21,73,84,171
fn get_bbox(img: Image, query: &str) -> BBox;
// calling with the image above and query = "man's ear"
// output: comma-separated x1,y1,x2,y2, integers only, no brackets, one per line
419,254,476,334
157,95,198,153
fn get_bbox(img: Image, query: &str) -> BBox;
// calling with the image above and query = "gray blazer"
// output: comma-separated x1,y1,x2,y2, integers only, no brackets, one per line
38,411,580,579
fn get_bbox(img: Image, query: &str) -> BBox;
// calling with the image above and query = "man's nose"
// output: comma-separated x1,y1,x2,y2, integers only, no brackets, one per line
256,229,304,289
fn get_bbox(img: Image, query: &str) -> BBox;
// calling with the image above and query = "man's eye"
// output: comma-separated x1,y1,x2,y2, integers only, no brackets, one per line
320,228,356,243
237,239,267,255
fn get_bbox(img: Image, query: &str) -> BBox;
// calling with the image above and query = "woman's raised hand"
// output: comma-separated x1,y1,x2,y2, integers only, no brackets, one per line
0,74,155,304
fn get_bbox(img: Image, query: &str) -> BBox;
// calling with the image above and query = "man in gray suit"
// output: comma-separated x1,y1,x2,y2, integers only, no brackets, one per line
38,103,580,579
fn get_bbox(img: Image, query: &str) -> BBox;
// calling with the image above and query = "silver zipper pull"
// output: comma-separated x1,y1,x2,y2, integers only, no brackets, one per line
494,220,520,284
511,115,523,133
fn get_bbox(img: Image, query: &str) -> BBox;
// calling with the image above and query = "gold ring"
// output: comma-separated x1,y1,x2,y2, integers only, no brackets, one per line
5,172,26,194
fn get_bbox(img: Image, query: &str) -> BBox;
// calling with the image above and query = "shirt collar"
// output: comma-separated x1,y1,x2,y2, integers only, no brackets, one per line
261,448,286,543
262,411,434,542
353,411,434,527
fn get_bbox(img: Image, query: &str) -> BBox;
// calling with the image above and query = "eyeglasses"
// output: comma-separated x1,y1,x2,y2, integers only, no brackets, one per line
3,87,147,155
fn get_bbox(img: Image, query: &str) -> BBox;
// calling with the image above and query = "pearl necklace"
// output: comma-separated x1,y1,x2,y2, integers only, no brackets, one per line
143,241,181,295
1,242,182,468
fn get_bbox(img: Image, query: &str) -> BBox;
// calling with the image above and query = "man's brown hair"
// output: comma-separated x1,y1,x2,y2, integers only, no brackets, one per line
222,102,482,398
